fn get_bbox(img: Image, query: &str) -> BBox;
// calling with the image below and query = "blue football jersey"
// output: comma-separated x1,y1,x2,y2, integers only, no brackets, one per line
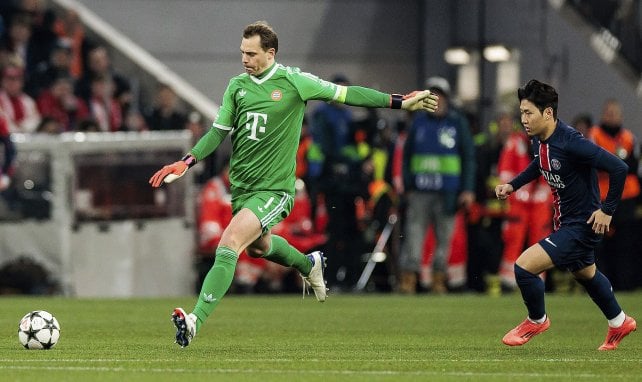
510,120,627,231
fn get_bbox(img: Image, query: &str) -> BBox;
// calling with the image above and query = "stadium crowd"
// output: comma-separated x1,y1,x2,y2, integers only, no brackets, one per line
0,0,641,296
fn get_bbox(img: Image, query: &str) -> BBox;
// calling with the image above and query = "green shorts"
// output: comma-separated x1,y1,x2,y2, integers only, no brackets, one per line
231,189,294,234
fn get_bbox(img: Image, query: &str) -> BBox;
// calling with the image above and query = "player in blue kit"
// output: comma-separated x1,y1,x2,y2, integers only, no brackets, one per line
495,79,636,350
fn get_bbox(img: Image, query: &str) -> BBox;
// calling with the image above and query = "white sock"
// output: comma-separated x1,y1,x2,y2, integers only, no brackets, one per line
608,311,626,328
528,314,547,324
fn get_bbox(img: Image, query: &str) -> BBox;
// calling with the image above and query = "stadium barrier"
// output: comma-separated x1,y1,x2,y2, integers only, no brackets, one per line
0,131,196,297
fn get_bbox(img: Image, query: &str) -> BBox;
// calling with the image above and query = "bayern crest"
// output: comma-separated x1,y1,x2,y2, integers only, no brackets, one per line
271,89,282,101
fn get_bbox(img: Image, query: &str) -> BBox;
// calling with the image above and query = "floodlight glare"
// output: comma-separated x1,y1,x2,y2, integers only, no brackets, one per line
444,48,471,65
483,45,511,62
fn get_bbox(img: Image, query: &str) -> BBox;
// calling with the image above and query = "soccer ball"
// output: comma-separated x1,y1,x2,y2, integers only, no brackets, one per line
18,310,60,350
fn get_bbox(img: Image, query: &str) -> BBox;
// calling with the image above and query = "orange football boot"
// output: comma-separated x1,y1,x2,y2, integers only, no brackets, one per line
598,315,636,351
502,317,551,346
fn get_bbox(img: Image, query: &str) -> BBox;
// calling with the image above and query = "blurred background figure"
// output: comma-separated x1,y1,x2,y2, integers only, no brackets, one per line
398,76,475,294
36,73,88,131
571,113,593,137
465,111,510,296
0,13,33,70
52,8,87,79
295,116,324,230
195,161,233,291
144,83,187,131
0,63,41,133
0,113,17,219
589,98,641,290
85,74,121,131
26,37,73,98
497,111,552,291
310,73,367,292
0,113,16,191
75,45,132,121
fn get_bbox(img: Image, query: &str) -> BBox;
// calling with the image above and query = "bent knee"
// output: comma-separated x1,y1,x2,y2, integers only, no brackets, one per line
246,248,265,258
572,265,597,281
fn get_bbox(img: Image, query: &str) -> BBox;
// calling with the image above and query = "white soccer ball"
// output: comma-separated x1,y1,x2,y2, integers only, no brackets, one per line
18,310,60,350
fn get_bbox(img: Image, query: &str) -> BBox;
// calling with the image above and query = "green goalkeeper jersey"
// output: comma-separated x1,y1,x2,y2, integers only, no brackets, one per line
191,62,391,194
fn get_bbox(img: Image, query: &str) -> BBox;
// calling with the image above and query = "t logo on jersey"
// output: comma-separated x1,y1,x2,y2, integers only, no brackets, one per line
246,112,268,141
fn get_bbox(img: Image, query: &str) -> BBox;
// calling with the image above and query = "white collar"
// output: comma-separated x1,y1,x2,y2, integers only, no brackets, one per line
250,62,279,85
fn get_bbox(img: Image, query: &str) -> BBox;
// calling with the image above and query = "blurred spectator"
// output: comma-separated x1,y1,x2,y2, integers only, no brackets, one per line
144,83,187,130
361,160,399,291
0,13,33,70
310,74,353,163
391,117,411,196
76,117,100,132
52,9,87,78
310,73,367,291
35,116,63,134
121,109,147,132
186,111,206,141
0,113,16,191
26,5,58,74
86,74,122,132
26,38,73,97
398,77,475,294
465,111,509,295
75,45,131,117
197,162,233,259
589,98,640,290
497,112,552,290
36,73,89,131
571,113,593,137
185,111,218,184
295,116,323,228
0,63,41,133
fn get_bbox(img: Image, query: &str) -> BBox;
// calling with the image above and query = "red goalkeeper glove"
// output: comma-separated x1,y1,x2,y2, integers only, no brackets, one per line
149,154,196,187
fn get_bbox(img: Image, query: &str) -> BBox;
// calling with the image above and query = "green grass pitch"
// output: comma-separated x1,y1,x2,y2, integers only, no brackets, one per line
1,292,640,381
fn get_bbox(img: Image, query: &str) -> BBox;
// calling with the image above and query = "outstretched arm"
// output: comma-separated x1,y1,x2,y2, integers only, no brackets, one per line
341,86,438,112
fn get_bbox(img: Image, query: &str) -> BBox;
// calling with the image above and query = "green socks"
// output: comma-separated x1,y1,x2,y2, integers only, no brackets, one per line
192,246,238,332
263,235,312,275
191,236,311,333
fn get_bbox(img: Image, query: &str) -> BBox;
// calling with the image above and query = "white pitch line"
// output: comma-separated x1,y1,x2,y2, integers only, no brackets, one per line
0,365,629,379
0,358,641,363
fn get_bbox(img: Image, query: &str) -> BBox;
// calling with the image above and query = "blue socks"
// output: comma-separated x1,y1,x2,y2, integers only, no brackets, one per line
515,264,546,321
575,270,622,320
515,264,623,321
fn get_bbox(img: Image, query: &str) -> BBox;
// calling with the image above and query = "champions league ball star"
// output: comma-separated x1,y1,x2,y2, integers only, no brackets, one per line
18,310,60,350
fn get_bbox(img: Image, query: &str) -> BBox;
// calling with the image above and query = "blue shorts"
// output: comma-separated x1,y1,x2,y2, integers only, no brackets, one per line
538,224,602,272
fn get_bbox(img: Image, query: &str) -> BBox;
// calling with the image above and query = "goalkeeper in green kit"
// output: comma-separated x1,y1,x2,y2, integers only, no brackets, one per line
149,20,439,348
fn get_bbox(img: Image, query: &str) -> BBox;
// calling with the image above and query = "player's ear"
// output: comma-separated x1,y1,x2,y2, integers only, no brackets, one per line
266,47,276,58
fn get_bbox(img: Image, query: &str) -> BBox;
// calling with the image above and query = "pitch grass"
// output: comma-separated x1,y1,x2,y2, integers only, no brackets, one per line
0,292,640,381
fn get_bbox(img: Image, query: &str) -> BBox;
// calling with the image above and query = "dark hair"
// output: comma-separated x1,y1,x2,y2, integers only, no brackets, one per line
517,79,558,119
243,21,278,53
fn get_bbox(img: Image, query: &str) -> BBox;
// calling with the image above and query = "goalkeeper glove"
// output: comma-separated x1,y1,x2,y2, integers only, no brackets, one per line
390,90,439,112
149,154,197,187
